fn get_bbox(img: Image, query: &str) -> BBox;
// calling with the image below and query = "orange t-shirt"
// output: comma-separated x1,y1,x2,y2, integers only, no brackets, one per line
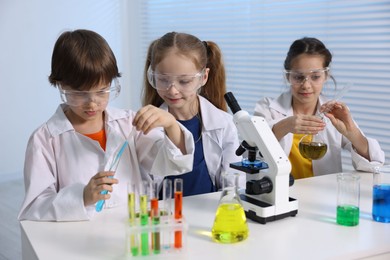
288,134,313,179
84,129,107,151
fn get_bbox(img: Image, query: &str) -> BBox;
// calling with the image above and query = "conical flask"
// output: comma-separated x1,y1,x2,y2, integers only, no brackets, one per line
211,172,248,243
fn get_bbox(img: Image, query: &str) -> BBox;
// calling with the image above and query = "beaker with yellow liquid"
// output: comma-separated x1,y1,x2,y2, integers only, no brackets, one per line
212,172,248,243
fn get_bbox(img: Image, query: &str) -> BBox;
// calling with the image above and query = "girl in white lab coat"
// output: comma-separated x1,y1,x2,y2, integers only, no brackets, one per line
142,32,241,196
254,37,384,179
18,29,195,221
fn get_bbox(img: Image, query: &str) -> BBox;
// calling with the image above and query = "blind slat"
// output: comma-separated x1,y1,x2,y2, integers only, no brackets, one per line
140,0,390,165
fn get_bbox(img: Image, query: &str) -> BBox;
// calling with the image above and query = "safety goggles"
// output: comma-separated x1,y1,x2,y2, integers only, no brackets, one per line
147,66,204,93
285,67,329,86
58,78,120,106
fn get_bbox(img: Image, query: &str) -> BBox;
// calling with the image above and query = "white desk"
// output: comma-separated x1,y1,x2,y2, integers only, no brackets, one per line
20,172,390,260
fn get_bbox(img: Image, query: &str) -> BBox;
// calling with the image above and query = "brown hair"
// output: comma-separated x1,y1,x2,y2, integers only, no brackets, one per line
284,37,332,70
142,32,227,111
284,37,336,86
48,29,120,90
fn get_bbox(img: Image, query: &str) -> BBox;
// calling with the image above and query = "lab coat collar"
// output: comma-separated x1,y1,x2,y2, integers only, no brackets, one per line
160,95,225,132
269,89,327,116
198,95,225,131
46,104,129,137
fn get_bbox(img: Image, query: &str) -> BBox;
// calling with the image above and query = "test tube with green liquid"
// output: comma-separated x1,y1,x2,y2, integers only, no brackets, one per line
127,183,139,256
139,182,149,256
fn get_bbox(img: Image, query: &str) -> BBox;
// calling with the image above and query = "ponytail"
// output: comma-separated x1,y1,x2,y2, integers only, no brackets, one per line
200,41,227,111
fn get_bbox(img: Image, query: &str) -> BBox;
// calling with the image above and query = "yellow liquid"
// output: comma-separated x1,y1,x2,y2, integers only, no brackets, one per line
128,193,136,223
299,141,327,160
211,203,248,243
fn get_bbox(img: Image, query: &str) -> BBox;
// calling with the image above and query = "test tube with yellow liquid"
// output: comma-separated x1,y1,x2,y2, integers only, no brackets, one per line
127,183,139,256
211,172,248,243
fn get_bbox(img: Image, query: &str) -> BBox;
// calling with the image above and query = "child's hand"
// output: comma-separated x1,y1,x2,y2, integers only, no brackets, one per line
321,101,355,136
133,104,186,153
133,105,177,134
287,114,325,135
83,171,118,206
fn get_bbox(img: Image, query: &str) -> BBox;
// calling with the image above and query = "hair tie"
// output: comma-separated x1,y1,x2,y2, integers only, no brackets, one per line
202,41,210,56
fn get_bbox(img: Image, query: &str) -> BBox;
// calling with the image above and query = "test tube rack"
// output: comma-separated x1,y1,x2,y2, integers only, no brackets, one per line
126,213,187,257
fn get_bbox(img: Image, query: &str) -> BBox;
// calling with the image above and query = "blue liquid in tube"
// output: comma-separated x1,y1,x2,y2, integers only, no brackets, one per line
372,184,390,223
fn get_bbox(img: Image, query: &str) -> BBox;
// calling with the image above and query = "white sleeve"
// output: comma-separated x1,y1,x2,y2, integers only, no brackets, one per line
18,131,90,221
350,136,385,172
253,97,283,128
136,122,195,177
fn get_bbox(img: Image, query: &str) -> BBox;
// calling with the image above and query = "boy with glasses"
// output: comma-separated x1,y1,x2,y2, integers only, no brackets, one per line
18,29,194,221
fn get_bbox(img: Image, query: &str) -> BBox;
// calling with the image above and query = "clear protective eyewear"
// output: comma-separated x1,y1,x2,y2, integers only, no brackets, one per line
285,67,329,86
58,78,121,106
147,66,204,92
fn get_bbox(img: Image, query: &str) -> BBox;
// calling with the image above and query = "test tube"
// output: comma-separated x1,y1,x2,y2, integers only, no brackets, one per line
139,181,149,256
150,181,160,254
162,179,172,250
127,183,139,256
174,178,183,249
96,140,128,212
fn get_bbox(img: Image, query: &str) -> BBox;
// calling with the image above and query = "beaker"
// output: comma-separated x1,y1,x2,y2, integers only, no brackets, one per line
336,173,360,226
299,133,327,160
372,165,390,223
211,172,248,243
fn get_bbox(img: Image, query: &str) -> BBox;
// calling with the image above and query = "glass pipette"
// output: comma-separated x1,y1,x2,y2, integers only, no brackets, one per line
318,82,352,120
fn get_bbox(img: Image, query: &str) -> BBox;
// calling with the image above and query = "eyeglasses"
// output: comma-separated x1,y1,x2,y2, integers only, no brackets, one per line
147,66,204,92
285,67,329,86
58,78,121,106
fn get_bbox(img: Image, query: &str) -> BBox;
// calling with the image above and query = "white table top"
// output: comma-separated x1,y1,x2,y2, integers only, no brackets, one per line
20,172,390,260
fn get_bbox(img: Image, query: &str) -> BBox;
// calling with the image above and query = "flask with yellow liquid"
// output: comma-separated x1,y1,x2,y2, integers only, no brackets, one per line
211,172,248,243
299,133,327,160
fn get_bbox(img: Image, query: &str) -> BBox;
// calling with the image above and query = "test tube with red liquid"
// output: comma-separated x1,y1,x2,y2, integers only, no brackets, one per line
174,178,183,248
150,181,160,254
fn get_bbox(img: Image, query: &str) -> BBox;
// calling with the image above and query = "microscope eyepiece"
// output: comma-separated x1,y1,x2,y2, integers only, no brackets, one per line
224,92,241,114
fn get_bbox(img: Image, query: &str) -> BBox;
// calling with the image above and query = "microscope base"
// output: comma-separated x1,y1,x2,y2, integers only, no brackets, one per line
240,194,298,224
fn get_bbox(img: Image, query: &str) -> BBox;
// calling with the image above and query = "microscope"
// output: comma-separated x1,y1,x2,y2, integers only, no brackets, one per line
224,92,298,224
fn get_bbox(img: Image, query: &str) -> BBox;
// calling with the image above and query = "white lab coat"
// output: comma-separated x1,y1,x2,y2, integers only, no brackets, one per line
254,90,384,176
160,95,242,189
18,104,194,221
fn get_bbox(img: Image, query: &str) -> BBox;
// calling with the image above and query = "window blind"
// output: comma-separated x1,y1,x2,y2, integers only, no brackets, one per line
138,0,390,168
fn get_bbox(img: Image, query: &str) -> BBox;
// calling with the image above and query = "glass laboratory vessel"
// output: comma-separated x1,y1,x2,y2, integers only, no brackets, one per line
299,132,327,160
211,172,248,243
372,165,390,223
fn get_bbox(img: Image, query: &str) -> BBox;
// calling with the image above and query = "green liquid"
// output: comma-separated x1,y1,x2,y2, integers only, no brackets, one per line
131,246,139,256
337,205,359,226
211,203,249,243
299,141,327,160
140,214,149,255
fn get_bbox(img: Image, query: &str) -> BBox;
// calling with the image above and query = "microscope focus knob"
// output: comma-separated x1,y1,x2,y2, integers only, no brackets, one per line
246,177,273,195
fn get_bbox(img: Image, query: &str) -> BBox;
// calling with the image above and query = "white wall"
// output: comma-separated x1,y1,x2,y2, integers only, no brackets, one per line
0,0,142,177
